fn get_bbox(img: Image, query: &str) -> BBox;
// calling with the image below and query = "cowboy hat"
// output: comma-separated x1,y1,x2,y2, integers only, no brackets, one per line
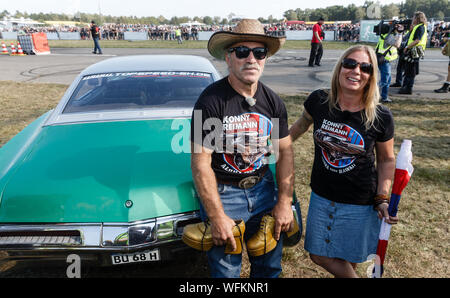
208,19,286,60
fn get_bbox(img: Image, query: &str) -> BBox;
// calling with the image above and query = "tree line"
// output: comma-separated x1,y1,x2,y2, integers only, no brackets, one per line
1,0,448,26
284,0,449,22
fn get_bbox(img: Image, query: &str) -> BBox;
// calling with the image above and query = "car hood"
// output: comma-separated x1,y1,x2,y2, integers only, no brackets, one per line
0,119,197,223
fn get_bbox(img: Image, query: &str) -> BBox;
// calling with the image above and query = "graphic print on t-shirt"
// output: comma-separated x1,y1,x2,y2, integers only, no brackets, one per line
314,119,365,171
221,112,273,173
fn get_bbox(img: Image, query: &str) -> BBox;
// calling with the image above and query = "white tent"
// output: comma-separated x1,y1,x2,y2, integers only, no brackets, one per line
3,17,44,27
180,21,206,27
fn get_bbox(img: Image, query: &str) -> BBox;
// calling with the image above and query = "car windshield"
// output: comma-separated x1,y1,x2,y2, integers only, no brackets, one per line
63,71,214,113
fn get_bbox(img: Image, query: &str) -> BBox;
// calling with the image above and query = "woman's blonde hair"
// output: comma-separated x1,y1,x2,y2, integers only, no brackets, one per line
414,11,427,25
328,45,380,130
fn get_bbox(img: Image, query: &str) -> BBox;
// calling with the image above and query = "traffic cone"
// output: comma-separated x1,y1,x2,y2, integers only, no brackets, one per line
16,43,26,56
10,43,17,56
1,42,8,55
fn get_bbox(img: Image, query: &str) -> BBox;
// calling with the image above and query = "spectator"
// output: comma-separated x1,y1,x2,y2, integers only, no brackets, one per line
309,17,325,67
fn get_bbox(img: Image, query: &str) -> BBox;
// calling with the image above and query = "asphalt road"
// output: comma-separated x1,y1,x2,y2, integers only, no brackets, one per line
0,47,449,99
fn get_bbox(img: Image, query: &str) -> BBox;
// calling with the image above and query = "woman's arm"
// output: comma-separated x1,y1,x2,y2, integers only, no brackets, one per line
289,110,314,142
375,138,398,224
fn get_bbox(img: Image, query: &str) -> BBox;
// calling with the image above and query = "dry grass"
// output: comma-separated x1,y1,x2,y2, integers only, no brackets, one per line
2,39,378,50
0,81,448,278
0,81,68,146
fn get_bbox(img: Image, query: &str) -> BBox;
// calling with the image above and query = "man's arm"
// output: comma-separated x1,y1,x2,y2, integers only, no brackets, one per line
190,142,237,250
314,31,322,43
271,135,295,240
313,24,322,43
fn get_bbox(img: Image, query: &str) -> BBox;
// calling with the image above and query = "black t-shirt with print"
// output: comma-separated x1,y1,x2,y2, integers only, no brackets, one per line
304,89,394,205
191,77,289,183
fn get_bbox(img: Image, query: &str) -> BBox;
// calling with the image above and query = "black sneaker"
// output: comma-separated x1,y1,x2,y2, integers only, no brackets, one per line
434,83,449,93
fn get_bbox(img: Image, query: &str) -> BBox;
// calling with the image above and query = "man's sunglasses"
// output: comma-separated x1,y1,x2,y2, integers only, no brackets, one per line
227,46,268,60
341,58,373,74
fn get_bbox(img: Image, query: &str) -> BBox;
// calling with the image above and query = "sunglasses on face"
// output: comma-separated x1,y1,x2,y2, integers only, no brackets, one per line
341,58,373,74
227,46,268,60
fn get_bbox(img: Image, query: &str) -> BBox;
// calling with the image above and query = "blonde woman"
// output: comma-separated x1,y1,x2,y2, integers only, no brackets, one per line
290,45,398,277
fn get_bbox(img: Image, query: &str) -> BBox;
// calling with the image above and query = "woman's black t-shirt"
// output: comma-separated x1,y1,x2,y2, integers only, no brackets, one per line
191,77,289,183
304,89,394,205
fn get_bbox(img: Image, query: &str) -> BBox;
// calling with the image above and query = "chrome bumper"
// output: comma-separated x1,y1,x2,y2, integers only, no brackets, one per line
0,212,200,252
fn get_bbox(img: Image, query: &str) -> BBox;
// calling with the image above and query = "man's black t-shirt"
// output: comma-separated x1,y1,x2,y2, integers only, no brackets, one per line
191,77,289,183
91,25,100,38
304,89,394,205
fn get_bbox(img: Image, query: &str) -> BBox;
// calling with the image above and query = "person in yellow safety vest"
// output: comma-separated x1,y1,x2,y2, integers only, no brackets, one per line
175,27,182,44
399,11,428,94
376,31,399,103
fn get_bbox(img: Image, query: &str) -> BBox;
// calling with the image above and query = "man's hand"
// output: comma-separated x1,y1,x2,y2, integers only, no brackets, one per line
271,200,294,241
210,215,237,251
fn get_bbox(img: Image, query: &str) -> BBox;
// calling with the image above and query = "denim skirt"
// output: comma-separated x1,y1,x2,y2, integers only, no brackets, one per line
304,191,381,263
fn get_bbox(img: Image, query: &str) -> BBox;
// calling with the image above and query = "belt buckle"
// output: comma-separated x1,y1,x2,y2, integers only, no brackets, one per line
238,176,260,189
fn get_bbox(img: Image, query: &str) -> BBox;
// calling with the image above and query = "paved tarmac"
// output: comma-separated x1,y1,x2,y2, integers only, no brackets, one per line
0,47,448,99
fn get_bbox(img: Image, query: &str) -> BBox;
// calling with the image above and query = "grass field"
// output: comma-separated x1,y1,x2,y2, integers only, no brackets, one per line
45,39,376,50
0,80,448,277
2,39,374,50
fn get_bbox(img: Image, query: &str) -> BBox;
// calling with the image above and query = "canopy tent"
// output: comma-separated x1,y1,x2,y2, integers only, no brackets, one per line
285,21,305,25
44,21,87,27
2,17,44,27
180,21,206,27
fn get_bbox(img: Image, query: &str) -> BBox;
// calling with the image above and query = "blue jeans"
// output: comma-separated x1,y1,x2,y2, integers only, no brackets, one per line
93,37,102,54
378,61,391,99
199,169,284,278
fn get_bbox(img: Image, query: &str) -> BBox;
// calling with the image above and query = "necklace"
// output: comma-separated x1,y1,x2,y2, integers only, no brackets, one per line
337,98,364,112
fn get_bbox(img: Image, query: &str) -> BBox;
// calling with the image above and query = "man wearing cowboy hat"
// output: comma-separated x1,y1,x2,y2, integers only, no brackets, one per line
190,19,295,278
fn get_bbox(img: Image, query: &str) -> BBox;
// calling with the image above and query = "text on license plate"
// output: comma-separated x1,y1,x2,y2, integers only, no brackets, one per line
111,249,160,265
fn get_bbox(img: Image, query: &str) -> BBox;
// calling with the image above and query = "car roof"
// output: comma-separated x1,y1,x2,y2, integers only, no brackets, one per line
44,55,221,126
81,55,218,75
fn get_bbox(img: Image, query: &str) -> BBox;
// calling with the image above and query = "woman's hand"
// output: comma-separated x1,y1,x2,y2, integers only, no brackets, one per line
375,202,399,224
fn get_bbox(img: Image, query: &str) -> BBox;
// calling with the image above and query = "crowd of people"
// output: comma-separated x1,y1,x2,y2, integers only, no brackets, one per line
2,20,446,45
2,21,363,42
1,20,448,44
429,21,450,47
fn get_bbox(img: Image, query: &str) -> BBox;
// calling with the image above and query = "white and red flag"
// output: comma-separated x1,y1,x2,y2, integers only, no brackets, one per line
372,139,413,278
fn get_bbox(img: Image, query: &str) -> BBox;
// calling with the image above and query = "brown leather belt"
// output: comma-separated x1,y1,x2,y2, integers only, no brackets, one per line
216,167,268,189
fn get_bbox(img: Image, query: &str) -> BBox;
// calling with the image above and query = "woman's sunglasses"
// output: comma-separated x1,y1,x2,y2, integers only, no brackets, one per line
227,46,268,60
341,58,373,74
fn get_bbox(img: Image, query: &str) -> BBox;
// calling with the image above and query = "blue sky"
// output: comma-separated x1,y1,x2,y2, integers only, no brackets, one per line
3,0,404,20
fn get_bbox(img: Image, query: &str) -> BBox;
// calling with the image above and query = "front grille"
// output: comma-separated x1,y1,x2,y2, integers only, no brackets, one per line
0,230,81,245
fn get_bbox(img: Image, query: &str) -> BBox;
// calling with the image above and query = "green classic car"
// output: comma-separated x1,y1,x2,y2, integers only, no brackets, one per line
0,55,301,271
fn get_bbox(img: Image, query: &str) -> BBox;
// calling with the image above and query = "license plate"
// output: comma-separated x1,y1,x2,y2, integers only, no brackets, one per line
111,249,160,265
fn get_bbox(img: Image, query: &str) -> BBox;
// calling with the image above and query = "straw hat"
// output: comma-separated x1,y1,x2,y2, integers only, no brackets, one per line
207,19,286,60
